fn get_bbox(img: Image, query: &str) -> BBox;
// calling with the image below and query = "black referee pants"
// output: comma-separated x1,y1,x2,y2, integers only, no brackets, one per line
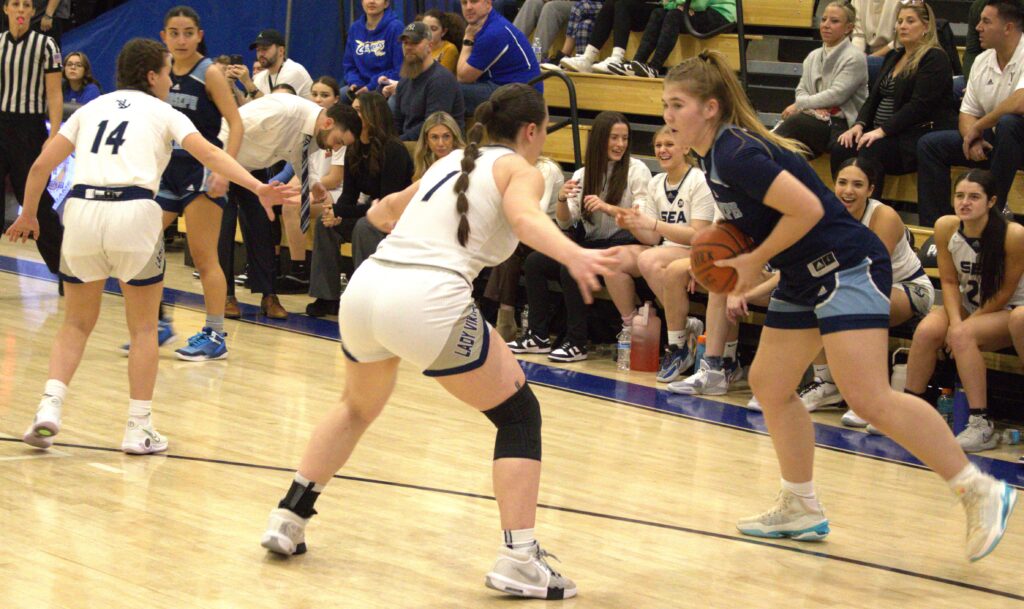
0,115,63,274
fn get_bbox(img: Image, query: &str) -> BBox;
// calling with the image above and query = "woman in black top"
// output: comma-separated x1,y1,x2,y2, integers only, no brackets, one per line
309,92,413,316
830,1,957,188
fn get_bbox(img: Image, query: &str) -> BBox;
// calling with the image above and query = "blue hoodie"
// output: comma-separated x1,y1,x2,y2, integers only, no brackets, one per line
343,10,404,92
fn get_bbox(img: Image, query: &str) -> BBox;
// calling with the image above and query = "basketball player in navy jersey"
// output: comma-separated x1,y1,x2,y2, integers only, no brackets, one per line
662,50,1015,561
125,6,244,361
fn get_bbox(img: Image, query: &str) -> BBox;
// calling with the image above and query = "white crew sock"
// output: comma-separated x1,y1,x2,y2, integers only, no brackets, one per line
724,340,738,361
782,478,821,511
813,364,833,383
43,379,68,403
667,330,686,348
503,528,537,552
128,399,152,424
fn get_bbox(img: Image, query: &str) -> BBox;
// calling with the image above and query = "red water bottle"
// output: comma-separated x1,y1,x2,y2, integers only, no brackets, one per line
629,301,661,372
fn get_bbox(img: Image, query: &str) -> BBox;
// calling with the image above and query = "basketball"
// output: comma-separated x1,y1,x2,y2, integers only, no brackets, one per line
690,223,755,293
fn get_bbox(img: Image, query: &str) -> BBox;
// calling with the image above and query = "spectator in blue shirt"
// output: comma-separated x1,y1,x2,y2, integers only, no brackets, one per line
457,0,542,117
343,0,405,98
62,51,101,106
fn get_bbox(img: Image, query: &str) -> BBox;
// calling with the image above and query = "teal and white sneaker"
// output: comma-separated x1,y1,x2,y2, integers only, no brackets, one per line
120,319,177,356
23,395,63,449
960,474,1017,562
485,543,577,600
174,327,228,361
737,490,830,541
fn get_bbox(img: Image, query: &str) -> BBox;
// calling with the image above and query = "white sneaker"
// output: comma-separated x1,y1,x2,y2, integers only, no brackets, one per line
539,61,563,72
121,419,168,455
558,54,593,73
667,359,728,395
485,544,577,600
737,490,830,541
798,378,842,411
591,56,623,74
23,396,63,449
261,507,309,555
957,415,999,453
959,474,1017,561
841,409,868,428
745,395,762,411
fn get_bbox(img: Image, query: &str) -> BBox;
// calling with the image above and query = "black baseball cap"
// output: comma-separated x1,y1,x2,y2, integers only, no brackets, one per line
400,22,430,43
250,29,286,49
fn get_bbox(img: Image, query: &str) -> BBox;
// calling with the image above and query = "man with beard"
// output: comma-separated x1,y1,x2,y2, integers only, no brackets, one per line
391,21,465,141
229,28,313,101
216,95,359,318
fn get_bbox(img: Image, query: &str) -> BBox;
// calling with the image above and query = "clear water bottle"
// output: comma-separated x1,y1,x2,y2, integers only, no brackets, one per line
1001,203,1015,223
339,272,349,294
616,327,631,371
532,36,544,62
936,387,954,429
521,305,530,335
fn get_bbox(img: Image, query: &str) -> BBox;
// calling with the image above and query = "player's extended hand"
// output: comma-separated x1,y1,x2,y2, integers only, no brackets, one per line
206,172,229,199
567,246,619,304
5,214,39,243
256,180,300,220
714,252,762,296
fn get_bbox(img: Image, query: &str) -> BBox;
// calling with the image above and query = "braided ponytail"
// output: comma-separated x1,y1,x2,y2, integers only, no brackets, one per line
454,102,490,246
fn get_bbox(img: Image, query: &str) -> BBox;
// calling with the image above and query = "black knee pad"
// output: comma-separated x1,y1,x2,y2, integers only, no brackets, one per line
483,382,542,461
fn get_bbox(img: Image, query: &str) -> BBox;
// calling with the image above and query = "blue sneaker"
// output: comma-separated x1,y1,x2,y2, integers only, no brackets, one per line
119,320,177,356
174,327,229,362
657,345,693,383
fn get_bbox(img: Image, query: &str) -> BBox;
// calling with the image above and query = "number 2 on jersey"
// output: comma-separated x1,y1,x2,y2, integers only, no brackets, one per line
966,279,980,307
91,120,129,155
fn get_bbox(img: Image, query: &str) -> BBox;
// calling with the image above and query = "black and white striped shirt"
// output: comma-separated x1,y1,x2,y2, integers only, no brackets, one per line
0,29,61,116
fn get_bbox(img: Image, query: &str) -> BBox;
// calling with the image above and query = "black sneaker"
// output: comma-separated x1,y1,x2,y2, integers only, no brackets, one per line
629,61,658,78
548,341,587,362
305,298,339,318
607,62,634,76
507,333,552,354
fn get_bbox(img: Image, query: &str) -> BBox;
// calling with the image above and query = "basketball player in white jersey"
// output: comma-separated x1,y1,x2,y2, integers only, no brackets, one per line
6,38,295,454
905,169,1024,453
260,83,617,600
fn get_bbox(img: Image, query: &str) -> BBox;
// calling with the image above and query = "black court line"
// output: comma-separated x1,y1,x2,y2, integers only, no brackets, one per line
3,437,1021,602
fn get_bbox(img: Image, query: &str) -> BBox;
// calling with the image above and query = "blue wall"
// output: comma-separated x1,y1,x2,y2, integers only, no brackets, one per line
62,0,345,93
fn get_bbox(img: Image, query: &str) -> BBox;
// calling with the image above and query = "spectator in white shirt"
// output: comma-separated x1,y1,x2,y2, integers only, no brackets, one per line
916,0,1024,226
227,29,313,101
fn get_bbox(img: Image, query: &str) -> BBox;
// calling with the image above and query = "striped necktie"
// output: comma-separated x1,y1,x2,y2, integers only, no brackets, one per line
300,134,312,232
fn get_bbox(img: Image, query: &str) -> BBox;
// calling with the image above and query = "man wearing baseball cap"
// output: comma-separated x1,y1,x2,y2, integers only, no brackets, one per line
228,28,313,100
391,21,465,140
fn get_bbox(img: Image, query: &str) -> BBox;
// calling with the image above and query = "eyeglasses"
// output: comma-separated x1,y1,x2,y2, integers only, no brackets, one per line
899,0,926,6
65,62,84,68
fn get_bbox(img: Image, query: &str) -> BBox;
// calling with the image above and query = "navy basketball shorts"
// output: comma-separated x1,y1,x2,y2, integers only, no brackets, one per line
766,255,893,335
338,259,491,376
156,155,227,214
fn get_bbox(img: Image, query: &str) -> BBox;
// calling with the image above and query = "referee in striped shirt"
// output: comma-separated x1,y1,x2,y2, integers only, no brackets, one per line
1,0,63,275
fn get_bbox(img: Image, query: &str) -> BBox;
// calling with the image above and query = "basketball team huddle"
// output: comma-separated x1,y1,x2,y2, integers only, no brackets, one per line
4,11,1017,602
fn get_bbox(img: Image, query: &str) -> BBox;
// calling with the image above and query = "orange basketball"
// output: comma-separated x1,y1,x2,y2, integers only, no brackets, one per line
690,223,755,293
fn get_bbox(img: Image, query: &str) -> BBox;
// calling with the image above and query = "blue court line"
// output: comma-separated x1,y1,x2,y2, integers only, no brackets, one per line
4,437,1021,602
3,254,1022,488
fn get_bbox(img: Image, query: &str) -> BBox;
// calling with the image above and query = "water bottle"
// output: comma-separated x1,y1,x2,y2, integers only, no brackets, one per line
616,327,631,371
1001,203,1015,223
532,36,544,62
936,388,954,429
952,384,970,435
521,305,530,335
629,301,661,372
339,272,349,294
694,335,706,371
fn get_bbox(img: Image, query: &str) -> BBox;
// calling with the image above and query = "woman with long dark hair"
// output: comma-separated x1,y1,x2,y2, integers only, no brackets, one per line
904,169,1024,451
62,51,101,105
508,110,652,362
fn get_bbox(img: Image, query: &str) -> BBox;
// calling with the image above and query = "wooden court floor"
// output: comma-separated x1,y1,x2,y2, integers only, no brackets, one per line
1,239,1022,608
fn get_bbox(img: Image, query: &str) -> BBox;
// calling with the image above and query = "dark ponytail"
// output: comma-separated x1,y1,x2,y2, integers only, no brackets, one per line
955,170,1007,304
452,84,547,247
